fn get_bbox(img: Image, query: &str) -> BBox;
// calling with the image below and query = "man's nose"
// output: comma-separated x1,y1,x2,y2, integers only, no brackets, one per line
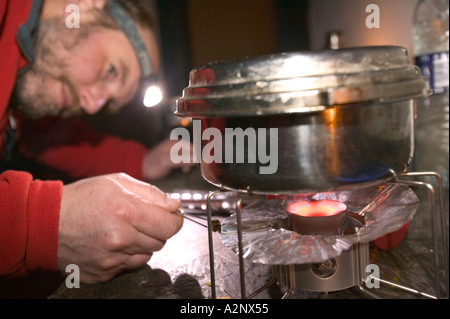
78,85,110,114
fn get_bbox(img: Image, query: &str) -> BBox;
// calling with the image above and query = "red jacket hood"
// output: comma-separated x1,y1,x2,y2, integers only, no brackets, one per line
0,0,34,153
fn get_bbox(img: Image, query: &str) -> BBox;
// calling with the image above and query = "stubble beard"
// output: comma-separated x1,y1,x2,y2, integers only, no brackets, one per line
13,18,91,120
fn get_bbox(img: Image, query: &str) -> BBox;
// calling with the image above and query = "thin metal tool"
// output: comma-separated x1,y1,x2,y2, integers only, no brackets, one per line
358,183,396,216
175,209,208,228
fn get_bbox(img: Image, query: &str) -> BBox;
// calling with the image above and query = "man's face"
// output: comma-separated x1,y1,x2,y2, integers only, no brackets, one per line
14,8,158,119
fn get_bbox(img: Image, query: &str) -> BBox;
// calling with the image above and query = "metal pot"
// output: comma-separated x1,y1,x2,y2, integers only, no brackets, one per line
176,46,429,194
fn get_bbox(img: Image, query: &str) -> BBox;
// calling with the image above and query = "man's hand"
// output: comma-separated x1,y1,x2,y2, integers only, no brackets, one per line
57,173,183,284
142,139,194,181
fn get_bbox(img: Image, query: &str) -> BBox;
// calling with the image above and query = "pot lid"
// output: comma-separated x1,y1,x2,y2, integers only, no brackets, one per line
176,46,430,117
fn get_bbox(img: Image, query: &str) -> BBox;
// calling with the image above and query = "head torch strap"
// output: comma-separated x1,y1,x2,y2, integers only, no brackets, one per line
106,0,153,79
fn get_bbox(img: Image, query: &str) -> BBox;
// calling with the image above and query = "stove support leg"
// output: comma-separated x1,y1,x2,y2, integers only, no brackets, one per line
396,173,448,298
281,288,293,299
236,196,247,299
246,277,277,299
357,285,382,299
356,173,446,299
400,172,448,273
206,191,254,299
206,189,228,299
372,276,437,298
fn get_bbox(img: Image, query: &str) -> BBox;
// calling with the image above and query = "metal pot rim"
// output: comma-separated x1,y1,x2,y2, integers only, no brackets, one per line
176,46,430,117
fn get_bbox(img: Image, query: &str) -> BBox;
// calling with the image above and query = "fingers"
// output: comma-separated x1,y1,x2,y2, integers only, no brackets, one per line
112,174,183,241
80,253,154,283
107,173,183,244
58,173,183,284
143,139,195,180
124,254,153,269
181,163,195,173
115,228,167,255
109,173,180,212
127,199,184,243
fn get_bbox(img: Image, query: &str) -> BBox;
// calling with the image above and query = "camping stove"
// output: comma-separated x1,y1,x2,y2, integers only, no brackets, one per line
272,242,369,296
272,206,370,295
205,172,448,299
174,46,447,299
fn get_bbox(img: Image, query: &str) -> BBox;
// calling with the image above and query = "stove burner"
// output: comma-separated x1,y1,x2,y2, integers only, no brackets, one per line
219,182,419,265
274,244,369,293
286,199,348,235
311,259,337,278
273,213,369,293
205,172,447,299
286,199,347,217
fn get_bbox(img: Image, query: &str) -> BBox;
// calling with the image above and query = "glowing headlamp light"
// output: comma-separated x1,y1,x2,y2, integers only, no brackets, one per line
108,0,163,107
142,78,163,107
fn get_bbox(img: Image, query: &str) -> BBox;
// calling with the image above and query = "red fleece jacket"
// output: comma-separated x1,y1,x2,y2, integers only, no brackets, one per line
0,0,147,278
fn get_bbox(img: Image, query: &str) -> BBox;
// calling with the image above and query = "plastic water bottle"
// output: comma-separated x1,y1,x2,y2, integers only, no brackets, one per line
412,0,449,206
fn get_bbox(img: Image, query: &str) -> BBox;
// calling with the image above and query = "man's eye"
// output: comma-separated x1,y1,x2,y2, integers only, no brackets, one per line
107,64,117,78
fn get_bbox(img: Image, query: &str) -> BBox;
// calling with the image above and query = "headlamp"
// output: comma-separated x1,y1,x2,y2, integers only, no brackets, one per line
107,0,164,107
141,77,163,107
